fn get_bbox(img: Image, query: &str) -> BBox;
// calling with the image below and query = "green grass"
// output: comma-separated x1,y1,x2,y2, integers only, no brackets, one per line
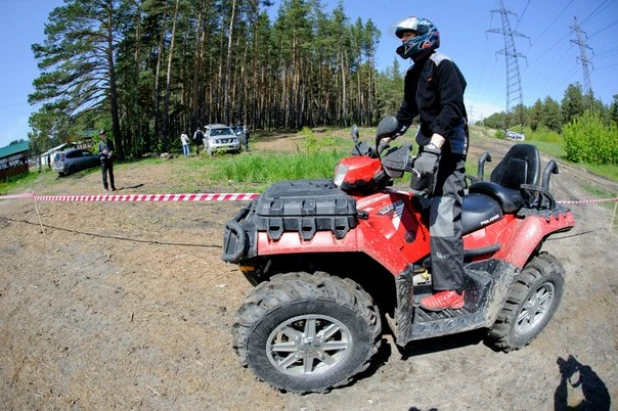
0,170,56,194
211,151,344,184
521,140,566,159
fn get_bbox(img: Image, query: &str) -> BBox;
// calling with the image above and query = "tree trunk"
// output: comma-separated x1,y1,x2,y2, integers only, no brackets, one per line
223,0,237,125
134,0,144,155
191,6,205,132
163,0,180,152
154,0,169,151
104,0,123,158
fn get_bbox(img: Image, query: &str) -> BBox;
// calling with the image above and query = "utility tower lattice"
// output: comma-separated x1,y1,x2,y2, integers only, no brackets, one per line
486,0,530,127
570,16,594,95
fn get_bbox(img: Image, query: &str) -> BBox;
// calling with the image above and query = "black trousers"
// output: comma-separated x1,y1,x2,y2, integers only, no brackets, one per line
411,125,468,291
101,159,115,190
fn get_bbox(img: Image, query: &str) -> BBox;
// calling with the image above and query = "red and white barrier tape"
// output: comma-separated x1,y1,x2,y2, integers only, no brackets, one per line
1,192,616,204
557,197,618,205
1,192,259,202
0,193,35,199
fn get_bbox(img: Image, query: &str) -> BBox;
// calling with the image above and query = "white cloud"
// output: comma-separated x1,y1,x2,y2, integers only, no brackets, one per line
465,98,504,123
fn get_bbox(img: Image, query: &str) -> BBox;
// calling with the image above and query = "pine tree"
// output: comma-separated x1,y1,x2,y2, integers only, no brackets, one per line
30,0,126,157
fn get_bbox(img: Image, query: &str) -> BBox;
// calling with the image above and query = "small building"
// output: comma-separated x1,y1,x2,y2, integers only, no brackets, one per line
0,141,30,181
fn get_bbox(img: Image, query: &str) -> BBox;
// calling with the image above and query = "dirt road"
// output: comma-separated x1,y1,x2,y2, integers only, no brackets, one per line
1,134,616,410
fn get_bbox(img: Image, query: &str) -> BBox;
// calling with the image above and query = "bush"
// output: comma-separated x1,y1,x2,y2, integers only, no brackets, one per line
495,130,506,139
526,126,562,143
298,127,335,154
563,111,618,164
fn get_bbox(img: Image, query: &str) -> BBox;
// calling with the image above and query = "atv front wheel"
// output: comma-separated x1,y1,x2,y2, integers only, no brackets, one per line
232,272,381,393
486,252,565,351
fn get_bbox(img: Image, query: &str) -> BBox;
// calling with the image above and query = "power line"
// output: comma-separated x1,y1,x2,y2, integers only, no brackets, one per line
581,0,614,25
515,0,531,30
589,19,618,38
596,63,618,71
530,0,574,47
540,64,581,99
595,46,618,56
527,32,571,68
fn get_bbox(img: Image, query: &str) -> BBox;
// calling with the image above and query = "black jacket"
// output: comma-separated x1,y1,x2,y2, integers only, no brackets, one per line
396,51,467,140
98,139,114,161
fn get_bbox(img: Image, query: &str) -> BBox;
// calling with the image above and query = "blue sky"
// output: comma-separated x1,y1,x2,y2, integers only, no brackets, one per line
1,0,617,148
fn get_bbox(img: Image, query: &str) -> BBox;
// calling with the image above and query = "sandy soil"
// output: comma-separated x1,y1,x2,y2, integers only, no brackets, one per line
1,133,616,410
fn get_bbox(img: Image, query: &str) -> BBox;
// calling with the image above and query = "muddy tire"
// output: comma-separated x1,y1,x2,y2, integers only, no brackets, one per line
486,252,565,352
232,272,382,393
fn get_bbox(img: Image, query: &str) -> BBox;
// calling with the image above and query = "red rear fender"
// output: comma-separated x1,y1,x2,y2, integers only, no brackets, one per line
493,211,575,268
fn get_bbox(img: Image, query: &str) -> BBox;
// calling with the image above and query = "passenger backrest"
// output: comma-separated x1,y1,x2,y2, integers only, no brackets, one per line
490,144,540,189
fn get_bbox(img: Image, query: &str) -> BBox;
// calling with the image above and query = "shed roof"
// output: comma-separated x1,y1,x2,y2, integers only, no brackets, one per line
0,141,30,159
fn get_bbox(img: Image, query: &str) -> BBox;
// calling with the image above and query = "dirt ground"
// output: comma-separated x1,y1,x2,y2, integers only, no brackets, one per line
1,133,616,410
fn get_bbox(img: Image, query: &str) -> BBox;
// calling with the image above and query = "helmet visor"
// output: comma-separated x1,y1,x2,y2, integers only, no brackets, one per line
390,16,421,39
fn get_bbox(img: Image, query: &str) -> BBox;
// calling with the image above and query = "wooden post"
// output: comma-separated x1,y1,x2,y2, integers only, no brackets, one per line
610,196,618,232
33,195,45,234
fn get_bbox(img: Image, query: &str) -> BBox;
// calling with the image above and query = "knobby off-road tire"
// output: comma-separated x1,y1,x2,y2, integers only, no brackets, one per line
232,272,382,393
486,252,565,352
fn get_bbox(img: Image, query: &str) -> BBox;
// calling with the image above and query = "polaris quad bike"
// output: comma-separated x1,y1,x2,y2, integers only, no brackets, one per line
222,117,575,393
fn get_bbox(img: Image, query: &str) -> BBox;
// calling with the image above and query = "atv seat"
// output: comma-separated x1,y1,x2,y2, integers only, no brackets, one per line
462,193,503,235
468,144,541,213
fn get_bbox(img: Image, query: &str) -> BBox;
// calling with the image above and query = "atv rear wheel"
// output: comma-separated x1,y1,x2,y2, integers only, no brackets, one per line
232,272,381,393
486,252,565,351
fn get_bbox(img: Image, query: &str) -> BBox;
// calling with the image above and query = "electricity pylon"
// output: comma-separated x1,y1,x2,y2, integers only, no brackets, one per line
570,16,594,95
487,0,530,128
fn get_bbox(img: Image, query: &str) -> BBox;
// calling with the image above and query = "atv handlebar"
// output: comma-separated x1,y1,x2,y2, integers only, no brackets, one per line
541,160,559,191
477,152,492,181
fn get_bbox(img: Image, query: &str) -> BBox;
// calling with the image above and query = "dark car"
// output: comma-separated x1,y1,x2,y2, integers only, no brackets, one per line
231,125,249,150
53,148,100,176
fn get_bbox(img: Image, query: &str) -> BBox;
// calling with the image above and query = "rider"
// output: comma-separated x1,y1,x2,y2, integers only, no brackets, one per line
380,16,469,311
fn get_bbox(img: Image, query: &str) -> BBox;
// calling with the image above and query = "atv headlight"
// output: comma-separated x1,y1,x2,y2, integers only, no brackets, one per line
333,164,349,187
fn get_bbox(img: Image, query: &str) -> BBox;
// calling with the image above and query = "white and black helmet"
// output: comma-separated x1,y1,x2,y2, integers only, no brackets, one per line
393,16,440,60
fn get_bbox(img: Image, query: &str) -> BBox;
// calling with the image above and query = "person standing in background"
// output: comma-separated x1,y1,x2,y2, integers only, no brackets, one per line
193,127,205,155
180,132,190,157
98,130,116,191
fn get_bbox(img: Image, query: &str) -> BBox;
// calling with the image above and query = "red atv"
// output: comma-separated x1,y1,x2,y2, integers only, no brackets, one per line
222,117,575,393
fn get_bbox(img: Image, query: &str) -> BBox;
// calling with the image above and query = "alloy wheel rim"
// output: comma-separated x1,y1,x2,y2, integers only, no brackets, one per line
266,314,353,376
515,282,555,334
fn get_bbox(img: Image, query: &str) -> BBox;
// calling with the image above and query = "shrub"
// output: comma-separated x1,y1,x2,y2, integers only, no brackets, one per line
563,111,618,164
526,126,562,143
495,130,506,139
299,127,335,154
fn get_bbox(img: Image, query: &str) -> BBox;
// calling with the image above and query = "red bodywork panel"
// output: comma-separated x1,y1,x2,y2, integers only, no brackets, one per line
339,156,382,186
256,158,576,275
258,189,429,274
491,212,575,268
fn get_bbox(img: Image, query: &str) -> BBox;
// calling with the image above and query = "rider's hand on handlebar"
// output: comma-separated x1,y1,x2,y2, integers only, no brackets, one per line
378,137,391,147
414,144,441,176
377,137,391,154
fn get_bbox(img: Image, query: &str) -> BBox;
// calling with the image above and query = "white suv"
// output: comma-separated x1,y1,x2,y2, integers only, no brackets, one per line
204,124,240,156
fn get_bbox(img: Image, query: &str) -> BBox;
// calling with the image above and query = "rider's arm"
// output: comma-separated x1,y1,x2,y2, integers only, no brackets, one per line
394,69,419,139
432,59,467,140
